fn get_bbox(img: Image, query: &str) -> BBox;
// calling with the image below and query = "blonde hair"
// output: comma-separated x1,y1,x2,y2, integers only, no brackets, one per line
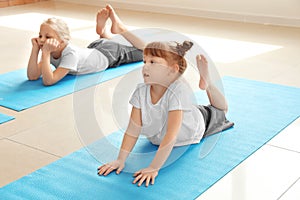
144,41,193,74
43,18,70,43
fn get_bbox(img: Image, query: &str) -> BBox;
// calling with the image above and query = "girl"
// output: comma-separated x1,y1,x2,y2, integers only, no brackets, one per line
27,5,144,86
97,41,234,187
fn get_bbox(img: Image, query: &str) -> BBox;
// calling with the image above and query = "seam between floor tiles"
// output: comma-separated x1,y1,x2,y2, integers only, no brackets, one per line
5,138,62,158
277,177,300,200
267,143,300,154
2,119,66,140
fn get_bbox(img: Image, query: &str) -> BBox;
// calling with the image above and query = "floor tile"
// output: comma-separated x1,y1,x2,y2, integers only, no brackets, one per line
8,118,83,157
0,139,59,187
197,145,300,200
0,95,74,138
268,118,300,153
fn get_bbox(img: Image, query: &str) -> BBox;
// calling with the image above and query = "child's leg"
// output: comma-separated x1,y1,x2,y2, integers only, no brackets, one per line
197,55,228,113
96,8,113,39
106,4,145,50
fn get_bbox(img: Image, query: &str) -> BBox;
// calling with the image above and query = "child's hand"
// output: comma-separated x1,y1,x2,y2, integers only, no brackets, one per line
97,160,125,176
31,38,40,50
41,38,61,53
133,166,158,187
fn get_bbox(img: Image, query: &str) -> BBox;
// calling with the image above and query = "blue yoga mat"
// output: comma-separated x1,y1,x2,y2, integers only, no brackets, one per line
0,113,14,124
1,77,299,199
0,62,142,111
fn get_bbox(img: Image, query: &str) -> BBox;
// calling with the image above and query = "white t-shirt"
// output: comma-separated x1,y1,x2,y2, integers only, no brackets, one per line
50,44,109,75
129,78,205,146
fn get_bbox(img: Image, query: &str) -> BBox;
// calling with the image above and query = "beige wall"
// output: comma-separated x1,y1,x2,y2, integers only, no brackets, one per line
55,0,300,27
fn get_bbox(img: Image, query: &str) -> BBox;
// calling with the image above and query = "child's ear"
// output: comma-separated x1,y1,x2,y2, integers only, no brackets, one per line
172,64,180,72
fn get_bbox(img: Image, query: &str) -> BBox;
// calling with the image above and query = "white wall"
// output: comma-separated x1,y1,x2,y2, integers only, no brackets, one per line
55,0,300,27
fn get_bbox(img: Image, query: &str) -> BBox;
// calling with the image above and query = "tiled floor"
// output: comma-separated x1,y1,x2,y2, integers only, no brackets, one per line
0,1,299,199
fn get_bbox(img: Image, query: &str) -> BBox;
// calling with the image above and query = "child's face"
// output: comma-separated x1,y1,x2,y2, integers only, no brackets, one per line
142,54,177,86
38,24,62,49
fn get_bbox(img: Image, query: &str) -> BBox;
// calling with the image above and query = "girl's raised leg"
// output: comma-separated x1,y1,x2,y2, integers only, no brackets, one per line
197,55,228,113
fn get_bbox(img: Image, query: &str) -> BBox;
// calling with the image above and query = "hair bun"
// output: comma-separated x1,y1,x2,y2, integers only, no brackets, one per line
176,41,193,56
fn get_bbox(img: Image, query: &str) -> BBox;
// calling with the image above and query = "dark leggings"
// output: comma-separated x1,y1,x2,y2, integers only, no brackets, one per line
87,38,143,68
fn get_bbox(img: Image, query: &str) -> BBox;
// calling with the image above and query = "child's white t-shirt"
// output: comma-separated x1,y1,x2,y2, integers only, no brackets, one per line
50,44,109,75
129,78,205,146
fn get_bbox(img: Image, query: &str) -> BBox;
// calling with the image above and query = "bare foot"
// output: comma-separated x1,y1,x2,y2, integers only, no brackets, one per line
106,4,127,34
96,8,110,38
196,54,210,90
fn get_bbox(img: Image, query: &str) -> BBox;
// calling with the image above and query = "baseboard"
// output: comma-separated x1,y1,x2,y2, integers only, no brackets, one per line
54,0,300,28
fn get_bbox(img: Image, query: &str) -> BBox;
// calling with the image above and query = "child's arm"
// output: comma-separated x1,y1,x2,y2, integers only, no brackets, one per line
133,110,183,187
98,107,142,176
40,51,69,86
27,38,42,80
39,38,69,85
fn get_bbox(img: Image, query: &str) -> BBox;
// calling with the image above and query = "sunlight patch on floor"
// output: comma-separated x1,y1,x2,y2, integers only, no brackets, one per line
0,12,94,32
0,13,282,64
71,25,139,41
187,34,282,63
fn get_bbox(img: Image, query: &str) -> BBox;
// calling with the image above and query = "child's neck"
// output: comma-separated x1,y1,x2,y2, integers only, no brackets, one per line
149,73,180,104
150,84,167,105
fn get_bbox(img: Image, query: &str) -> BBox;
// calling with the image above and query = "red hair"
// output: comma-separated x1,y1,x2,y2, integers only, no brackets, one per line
144,41,193,74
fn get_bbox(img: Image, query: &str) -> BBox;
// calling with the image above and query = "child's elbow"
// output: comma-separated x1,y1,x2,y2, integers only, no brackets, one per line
42,79,56,86
27,74,40,81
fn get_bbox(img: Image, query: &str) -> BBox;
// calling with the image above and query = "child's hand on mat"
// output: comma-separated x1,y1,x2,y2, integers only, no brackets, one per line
97,160,125,176
133,166,158,187
41,38,61,53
